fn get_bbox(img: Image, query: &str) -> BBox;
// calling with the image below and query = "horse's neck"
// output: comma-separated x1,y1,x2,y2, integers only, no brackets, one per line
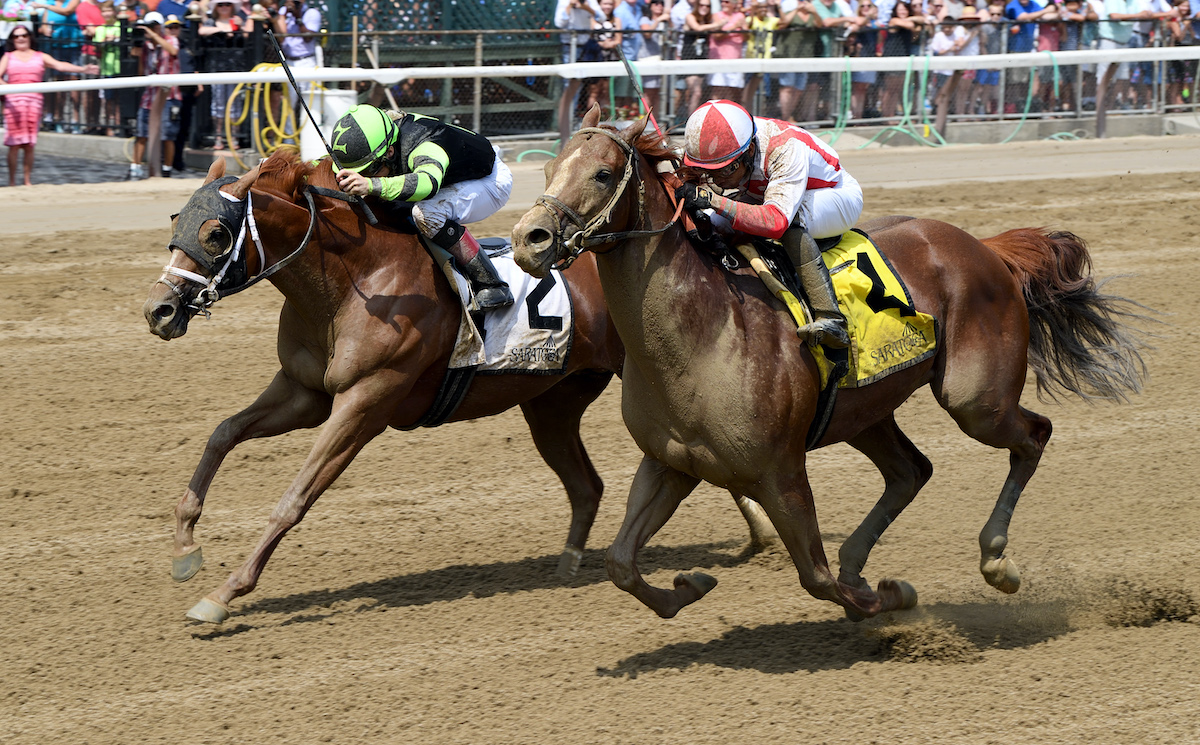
250,189,423,326
595,230,725,369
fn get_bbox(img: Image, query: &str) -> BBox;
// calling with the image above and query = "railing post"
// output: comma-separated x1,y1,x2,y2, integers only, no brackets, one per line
474,32,483,132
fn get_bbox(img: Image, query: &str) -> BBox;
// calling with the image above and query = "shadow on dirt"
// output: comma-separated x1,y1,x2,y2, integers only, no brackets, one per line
595,580,1200,675
229,539,750,624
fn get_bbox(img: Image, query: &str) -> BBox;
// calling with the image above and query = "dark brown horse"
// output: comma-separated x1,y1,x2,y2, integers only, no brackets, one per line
511,108,1147,621
142,151,634,624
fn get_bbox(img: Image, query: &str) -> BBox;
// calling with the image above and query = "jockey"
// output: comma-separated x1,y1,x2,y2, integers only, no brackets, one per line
332,104,515,311
675,99,862,348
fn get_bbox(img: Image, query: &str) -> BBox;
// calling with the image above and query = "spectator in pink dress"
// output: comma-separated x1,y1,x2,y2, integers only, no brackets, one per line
0,26,97,185
708,0,746,101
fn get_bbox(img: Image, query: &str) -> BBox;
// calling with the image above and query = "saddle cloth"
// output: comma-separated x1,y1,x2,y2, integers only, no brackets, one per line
434,238,574,375
817,230,938,389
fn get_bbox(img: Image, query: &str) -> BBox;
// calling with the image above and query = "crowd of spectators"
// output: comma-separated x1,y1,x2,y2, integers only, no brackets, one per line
3,0,1200,184
553,0,1200,126
0,0,321,181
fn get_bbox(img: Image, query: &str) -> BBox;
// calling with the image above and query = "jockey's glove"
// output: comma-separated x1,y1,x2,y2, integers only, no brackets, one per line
675,182,713,213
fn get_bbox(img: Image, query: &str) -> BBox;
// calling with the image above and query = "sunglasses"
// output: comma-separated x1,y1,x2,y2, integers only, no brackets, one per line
11,32,31,38
708,157,745,179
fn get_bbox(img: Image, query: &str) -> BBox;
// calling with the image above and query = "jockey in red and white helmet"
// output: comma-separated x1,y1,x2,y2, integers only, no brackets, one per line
676,99,861,348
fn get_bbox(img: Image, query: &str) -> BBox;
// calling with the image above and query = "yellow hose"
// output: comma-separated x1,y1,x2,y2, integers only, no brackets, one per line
222,62,322,170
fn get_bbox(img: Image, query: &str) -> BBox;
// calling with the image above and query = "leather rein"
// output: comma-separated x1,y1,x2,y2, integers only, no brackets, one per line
532,126,685,270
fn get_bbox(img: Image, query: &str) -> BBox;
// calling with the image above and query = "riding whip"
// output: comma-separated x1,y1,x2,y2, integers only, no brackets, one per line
265,25,376,223
265,25,340,168
615,46,664,137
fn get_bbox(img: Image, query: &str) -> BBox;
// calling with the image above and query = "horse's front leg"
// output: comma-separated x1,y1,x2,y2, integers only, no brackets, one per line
184,382,393,624
605,456,709,619
757,470,917,620
173,370,332,582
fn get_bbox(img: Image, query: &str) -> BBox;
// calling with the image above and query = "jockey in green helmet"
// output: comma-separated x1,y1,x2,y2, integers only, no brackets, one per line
332,104,514,311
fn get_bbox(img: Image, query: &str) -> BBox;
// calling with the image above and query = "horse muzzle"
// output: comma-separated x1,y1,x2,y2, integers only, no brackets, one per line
512,209,570,278
143,285,193,340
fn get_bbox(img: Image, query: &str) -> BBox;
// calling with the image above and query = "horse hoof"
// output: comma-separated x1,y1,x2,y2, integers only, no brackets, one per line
171,546,204,582
879,578,919,610
185,597,231,624
982,556,1021,594
556,545,584,578
674,571,718,598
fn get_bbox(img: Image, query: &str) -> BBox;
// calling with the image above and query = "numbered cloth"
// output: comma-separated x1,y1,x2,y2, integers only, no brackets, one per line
814,230,938,388
443,240,574,374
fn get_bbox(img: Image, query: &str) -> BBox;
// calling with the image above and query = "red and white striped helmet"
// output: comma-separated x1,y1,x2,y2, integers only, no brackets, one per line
683,99,757,169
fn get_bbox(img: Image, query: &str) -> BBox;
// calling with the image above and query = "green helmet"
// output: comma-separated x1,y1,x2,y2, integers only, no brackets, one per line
330,104,398,173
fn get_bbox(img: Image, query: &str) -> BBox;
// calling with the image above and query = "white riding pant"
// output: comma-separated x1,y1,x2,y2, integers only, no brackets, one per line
412,147,513,238
797,170,864,239
710,170,864,240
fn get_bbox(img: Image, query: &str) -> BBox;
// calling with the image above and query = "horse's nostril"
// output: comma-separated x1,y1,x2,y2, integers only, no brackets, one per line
153,303,175,321
528,228,552,247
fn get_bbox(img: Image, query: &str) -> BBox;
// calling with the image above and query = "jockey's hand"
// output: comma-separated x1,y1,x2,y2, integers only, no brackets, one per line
675,182,713,212
336,169,371,197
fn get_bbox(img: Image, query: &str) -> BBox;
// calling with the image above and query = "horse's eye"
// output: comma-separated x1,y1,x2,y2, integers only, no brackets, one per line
205,226,228,255
595,169,612,183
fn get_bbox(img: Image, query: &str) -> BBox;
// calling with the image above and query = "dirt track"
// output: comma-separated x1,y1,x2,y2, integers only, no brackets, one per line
3,140,1200,744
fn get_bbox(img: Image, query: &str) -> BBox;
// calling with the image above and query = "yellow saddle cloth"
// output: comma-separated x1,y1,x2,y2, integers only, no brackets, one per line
818,230,938,389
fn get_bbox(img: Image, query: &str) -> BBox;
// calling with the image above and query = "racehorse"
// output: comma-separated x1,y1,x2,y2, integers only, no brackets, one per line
141,151,640,624
511,107,1148,622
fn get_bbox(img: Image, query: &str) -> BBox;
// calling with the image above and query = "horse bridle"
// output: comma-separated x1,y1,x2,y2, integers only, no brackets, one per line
155,183,337,318
533,126,683,270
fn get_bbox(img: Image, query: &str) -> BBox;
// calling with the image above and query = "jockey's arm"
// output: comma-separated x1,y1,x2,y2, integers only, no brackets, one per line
702,141,810,239
370,140,450,202
705,194,792,239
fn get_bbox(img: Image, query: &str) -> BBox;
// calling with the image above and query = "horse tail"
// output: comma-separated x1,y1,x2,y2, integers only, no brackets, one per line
980,228,1150,402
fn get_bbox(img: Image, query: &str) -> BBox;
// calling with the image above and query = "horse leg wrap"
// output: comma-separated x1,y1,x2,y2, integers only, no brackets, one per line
785,228,850,349
434,220,514,311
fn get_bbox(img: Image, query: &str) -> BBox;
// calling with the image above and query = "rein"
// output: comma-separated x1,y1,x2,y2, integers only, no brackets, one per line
533,126,684,269
158,184,333,318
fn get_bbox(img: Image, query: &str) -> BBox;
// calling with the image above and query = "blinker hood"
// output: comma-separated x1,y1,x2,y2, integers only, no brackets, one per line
167,176,252,290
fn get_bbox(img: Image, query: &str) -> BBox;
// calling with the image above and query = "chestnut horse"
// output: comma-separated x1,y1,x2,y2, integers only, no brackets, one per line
141,151,637,624
511,108,1147,622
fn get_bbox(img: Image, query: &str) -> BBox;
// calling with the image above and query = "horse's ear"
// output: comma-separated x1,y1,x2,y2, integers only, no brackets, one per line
623,114,649,146
581,103,602,130
204,158,226,185
223,163,261,200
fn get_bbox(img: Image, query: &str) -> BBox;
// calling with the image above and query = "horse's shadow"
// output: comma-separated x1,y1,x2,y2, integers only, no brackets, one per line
597,598,1078,676
211,539,750,634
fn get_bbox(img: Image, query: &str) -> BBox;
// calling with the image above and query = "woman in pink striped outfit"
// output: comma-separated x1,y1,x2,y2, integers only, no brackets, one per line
0,28,96,185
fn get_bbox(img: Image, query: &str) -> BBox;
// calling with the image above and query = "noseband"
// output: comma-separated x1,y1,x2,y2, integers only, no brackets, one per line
533,126,682,269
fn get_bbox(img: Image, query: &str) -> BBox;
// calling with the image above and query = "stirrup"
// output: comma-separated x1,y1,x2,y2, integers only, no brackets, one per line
796,317,850,348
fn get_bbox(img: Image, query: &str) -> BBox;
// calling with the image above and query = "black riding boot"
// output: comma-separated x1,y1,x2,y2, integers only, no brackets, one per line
783,228,850,348
433,220,514,311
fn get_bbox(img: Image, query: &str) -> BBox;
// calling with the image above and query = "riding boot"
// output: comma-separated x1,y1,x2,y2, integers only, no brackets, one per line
432,220,514,311
783,228,850,349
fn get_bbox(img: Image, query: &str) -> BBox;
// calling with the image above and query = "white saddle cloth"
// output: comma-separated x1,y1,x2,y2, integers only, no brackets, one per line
441,239,574,374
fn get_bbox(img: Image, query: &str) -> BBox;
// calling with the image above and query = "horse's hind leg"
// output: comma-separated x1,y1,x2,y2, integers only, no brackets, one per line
520,371,612,576
733,492,776,553
839,415,932,597
973,405,1052,593
935,358,1053,594
173,370,331,582
606,456,708,618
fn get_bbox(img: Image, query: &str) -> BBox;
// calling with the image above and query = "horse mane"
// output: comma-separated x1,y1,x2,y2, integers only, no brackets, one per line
632,125,680,169
254,147,341,201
